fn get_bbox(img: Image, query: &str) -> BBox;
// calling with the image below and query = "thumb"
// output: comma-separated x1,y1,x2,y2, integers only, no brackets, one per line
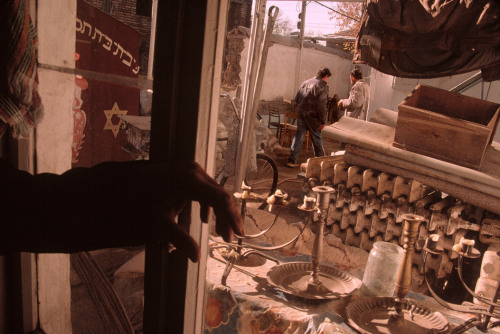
160,218,200,262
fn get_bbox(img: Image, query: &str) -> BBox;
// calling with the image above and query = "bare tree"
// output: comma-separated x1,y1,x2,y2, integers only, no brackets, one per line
327,2,363,52
328,2,363,37
272,10,294,36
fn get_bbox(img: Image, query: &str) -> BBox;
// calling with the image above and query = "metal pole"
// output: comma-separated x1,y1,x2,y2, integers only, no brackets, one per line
252,7,278,107
234,0,267,192
449,71,482,94
295,1,307,92
239,0,261,109
147,0,158,81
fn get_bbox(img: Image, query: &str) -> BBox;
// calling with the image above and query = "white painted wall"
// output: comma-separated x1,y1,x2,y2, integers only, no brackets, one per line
37,1,75,173
36,0,76,333
368,69,500,142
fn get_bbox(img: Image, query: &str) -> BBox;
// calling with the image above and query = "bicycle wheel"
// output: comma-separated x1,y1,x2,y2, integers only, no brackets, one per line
218,153,278,210
245,153,279,210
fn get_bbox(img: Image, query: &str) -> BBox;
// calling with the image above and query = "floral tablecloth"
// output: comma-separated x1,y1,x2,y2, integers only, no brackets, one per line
203,246,494,334
204,249,357,334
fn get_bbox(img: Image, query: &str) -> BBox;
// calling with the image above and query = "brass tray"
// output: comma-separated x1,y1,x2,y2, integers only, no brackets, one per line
346,297,450,334
266,262,361,300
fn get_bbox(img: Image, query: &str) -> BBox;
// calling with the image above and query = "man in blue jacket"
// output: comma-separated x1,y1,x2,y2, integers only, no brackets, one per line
287,68,331,168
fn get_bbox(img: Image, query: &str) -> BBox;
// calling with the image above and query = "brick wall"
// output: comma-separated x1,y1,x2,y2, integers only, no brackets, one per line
83,0,151,77
227,0,252,32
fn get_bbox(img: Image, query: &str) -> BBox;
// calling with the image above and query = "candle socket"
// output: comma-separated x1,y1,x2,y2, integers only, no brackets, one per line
394,214,426,306
460,237,475,255
303,196,316,210
425,234,440,250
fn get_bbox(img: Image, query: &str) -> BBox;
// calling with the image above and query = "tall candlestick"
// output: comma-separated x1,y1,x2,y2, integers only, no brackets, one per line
307,186,334,294
393,214,425,315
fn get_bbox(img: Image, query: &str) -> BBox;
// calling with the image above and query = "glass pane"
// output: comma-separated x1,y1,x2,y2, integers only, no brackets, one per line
70,1,153,333
205,2,494,333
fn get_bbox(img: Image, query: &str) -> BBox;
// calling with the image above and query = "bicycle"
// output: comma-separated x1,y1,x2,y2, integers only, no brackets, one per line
214,94,278,210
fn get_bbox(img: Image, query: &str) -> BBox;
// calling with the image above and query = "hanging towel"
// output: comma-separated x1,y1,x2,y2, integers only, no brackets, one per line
0,0,43,137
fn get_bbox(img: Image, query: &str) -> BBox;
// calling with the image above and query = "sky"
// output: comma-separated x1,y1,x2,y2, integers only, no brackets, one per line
266,1,340,36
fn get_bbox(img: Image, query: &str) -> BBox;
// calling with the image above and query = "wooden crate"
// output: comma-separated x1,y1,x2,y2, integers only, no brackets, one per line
394,84,500,170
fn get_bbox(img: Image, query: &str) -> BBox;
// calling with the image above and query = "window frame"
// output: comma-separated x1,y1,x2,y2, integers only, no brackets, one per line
144,0,228,333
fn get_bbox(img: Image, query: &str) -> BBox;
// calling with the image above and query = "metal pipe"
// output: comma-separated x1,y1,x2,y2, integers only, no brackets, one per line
294,1,307,92
251,6,278,112
234,0,267,192
239,0,262,109
449,71,482,93
147,0,158,81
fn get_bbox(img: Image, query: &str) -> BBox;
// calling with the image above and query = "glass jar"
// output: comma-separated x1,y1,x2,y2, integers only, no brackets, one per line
361,241,404,297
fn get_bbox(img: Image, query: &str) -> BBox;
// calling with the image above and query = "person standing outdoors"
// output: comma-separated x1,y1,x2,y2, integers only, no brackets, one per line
287,67,331,168
338,68,370,120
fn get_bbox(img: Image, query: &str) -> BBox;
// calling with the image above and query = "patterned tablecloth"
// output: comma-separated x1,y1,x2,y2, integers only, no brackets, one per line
204,247,358,334
204,245,494,334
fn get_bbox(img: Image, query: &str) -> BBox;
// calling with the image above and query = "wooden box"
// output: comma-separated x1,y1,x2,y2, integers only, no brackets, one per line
394,84,500,170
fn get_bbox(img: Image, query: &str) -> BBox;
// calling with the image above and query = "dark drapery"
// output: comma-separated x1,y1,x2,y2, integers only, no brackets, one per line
353,0,500,80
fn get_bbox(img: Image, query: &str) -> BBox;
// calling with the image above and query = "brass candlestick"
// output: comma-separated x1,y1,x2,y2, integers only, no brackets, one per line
266,187,362,300
393,214,425,317
346,214,452,333
307,186,334,294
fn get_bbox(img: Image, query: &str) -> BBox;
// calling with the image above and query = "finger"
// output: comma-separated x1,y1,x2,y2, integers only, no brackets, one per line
141,161,244,240
215,215,234,242
180,164,245,238
211,194,243,241
200,203,210,223
160,218,200,262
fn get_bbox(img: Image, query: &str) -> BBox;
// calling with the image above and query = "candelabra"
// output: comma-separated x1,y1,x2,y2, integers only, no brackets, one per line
266,185,362,300
209,184,307,286
421,234,500,333
211,184,363,300
346,214,451,334
347,213,500,334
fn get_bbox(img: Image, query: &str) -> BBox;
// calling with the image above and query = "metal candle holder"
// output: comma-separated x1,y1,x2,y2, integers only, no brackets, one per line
307,186,335,294
212,184,362,300
421,235,500,333
346,214,451,334
347,214,500,334
265,185,361,300
209,186,307,286
392,214,426,318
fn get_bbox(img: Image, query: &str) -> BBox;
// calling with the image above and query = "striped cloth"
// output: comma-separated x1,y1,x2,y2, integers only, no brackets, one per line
0,0,43,137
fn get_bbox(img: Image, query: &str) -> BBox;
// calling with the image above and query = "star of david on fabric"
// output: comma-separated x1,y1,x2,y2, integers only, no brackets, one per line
103,102,128,138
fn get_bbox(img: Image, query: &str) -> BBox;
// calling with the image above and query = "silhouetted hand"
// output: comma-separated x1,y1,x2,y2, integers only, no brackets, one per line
0,159,244,262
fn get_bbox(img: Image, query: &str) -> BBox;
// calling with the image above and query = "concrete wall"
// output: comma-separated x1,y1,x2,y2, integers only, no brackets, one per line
36,0,76,333
369,69,500,142
238,37,363,103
